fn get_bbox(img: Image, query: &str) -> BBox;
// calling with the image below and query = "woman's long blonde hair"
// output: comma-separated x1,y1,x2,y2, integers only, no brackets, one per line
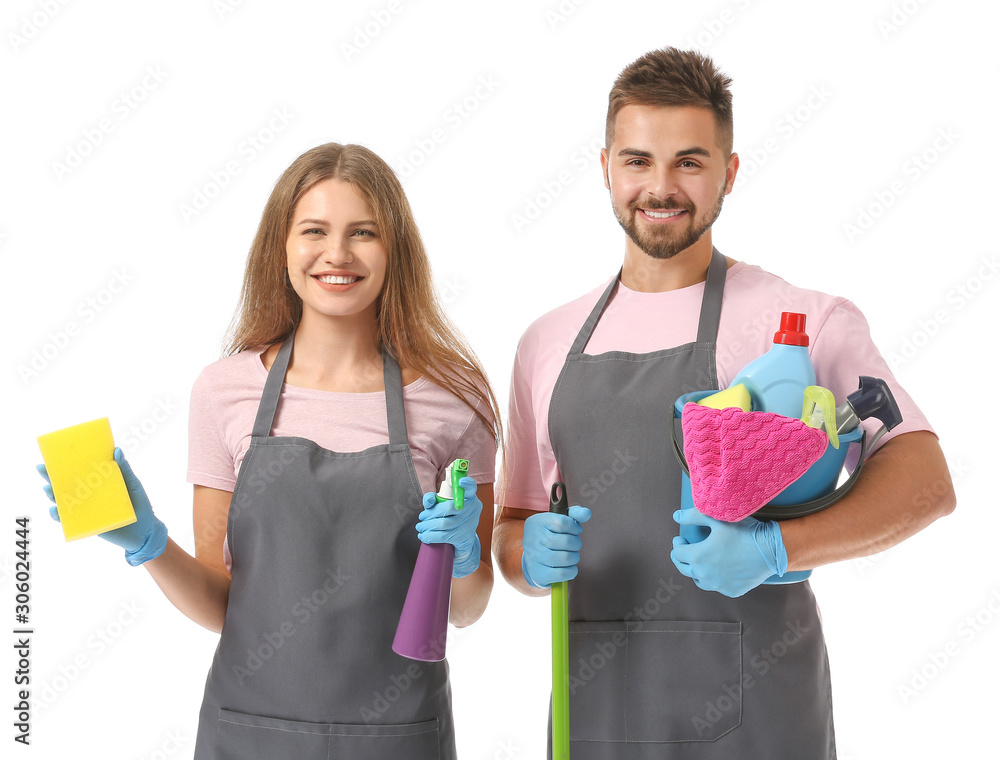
224,142,502,448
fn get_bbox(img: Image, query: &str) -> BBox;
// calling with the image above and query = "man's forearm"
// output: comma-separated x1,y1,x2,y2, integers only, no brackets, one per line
780,431,955,572
493,509,549,598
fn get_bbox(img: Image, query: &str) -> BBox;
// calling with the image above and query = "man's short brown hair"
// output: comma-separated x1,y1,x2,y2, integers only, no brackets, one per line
606,47,734,155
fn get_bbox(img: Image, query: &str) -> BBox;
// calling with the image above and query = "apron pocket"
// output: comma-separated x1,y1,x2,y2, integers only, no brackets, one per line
568,620,742,744
216,708,440,760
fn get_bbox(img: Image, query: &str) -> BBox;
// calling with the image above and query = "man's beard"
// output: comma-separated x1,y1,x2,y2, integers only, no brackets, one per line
612,185,726,260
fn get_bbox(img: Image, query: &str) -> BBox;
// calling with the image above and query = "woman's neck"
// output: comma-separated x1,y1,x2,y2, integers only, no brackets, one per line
274,309,385,393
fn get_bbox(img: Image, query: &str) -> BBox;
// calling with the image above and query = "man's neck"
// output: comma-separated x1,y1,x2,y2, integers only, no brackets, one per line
620,234,716,292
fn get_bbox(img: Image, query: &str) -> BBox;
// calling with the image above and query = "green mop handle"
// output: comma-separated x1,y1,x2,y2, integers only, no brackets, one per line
549,481,570,760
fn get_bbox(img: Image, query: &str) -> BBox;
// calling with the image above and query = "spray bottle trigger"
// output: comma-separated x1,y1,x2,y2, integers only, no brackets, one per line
451,459,470,510
801,386,839,449
848,376,903,431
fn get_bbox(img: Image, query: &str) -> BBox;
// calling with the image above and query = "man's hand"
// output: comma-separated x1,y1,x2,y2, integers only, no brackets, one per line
670,510,786,597
521,506,592,588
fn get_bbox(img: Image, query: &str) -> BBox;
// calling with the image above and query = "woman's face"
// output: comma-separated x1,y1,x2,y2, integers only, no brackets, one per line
285,178,388,324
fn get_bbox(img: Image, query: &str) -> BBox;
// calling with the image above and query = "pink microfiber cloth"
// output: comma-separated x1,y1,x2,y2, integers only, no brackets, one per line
681,403,829,522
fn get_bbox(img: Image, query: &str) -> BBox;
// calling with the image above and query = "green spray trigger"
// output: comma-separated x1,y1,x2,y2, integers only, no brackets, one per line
436,458,470,510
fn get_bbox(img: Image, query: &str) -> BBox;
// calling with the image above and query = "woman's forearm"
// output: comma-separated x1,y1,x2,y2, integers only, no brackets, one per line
449,561,493,627
143,538,231,633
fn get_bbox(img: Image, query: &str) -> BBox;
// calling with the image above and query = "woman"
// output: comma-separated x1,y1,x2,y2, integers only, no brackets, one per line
39,143,500,759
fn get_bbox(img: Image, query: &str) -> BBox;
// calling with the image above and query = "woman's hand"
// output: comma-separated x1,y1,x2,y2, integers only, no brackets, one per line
37,447,168,566
414,476,483,578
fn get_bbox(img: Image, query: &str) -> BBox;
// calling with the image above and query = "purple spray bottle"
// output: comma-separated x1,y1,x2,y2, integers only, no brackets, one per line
392,458,469,662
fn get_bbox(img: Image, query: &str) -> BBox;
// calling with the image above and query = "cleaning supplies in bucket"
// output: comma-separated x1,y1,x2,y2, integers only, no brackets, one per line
669,312,903,585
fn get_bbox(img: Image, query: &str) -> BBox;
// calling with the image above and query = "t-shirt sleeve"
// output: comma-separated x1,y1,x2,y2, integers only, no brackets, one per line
498,329,554,512
455,393,499,488
186,367,237,492
810,299,936,469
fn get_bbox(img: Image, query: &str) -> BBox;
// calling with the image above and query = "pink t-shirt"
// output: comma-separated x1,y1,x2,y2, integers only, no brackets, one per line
500,261,934,512
187,348,497,566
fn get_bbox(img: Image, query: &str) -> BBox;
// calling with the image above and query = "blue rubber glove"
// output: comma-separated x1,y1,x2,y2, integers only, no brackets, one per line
670,510,787,598
36,447,168,567
521,506,592,589
415,476,483,579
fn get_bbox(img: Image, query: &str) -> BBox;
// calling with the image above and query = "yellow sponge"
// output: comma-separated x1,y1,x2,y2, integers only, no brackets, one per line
697,384,753,412
37,418,136,541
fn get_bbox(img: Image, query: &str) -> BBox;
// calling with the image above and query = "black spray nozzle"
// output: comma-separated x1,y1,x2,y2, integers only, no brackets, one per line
847,376,903,431
549,482,569,516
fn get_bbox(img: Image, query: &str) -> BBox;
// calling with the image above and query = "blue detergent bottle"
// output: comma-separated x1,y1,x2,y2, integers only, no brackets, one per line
674,312,818,584
729,312,816,416
729,311,815,584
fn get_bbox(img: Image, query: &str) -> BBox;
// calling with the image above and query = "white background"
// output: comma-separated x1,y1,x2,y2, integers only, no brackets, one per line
3,1,998,758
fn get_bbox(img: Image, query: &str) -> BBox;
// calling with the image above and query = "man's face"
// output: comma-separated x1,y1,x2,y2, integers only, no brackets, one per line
601,104,738,260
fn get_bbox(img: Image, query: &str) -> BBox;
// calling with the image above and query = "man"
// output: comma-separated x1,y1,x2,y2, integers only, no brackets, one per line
493,47,954,759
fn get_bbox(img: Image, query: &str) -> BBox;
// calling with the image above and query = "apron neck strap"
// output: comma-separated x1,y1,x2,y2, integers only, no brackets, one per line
251,328,410,446
252,331,295,438
696,246,727,345
380,346,410,447
569,246,728,355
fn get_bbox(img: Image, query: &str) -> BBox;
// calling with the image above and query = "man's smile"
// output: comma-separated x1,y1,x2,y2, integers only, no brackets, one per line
638,208,689,223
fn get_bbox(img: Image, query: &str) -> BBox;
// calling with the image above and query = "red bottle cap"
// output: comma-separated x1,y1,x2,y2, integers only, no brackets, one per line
773,312,809,346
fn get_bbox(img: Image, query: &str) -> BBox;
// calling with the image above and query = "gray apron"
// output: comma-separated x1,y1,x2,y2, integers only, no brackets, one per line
193,332,454,760
547,249,836,759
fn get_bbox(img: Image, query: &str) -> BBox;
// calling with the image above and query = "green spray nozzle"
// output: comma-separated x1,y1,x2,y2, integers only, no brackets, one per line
436,458,470,509
801,386,839,449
